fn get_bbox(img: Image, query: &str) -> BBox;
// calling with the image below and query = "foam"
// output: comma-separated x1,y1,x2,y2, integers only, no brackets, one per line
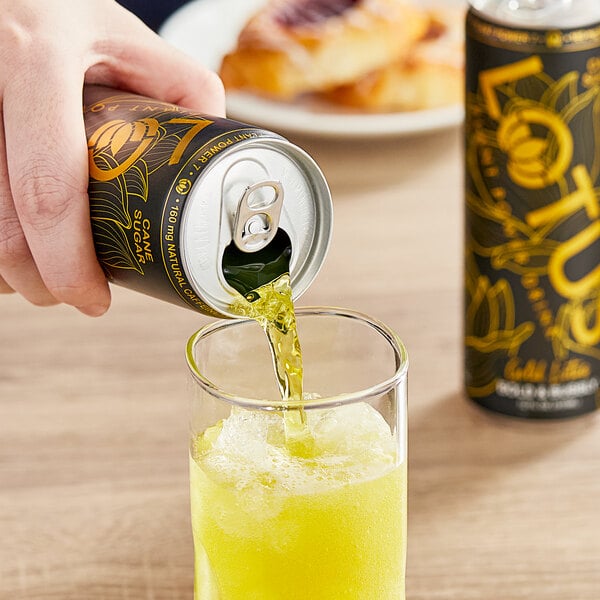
194,402,398,495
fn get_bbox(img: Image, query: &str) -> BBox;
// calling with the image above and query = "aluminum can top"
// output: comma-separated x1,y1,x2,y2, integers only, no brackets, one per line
181,137,333,317
469,0,600,29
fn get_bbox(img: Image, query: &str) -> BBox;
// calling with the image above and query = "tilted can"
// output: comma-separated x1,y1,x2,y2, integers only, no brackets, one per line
84,86,332,318
464,0,600,418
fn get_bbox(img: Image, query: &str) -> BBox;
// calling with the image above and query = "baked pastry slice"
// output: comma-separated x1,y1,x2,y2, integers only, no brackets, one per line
219,0,428,100
323,6,464,111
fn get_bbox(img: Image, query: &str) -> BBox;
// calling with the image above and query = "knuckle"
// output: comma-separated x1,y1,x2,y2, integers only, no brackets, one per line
0,19,34,61
0,10,54,72
0,215,29,266
13,159,85,231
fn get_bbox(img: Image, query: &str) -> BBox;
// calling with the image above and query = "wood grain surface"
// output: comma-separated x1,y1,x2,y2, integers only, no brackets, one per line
1,125,599,599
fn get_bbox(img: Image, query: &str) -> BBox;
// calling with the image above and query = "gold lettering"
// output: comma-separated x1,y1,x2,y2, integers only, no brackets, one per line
504,357,547,382
498,107,573,189
527,165,597,228
549,359,591,383
549,220,600,298
479,56,544,120
165,118,213,165
571,299,600,346
133,213,153,264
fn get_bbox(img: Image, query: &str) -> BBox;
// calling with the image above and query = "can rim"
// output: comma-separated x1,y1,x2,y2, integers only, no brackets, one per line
469,0,600,29
180,137,333,318
186,306,409,409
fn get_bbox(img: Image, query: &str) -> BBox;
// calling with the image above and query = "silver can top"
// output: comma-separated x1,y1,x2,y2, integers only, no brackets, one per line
469,0,600,28
180,137,333,317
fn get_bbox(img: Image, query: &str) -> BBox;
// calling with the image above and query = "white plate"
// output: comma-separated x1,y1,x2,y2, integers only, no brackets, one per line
159,0,464,138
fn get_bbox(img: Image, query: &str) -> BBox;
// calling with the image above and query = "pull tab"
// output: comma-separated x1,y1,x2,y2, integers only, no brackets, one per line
232,181,284,253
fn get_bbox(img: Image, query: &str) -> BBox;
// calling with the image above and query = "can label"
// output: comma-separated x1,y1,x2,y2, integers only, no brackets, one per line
465,10,600,417
84,89,280,315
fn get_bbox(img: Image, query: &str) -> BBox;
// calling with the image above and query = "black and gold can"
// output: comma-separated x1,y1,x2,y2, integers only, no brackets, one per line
84,87,332,317
465,0,600,418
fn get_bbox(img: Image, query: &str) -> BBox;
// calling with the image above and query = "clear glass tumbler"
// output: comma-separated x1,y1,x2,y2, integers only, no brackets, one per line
186,307,408,600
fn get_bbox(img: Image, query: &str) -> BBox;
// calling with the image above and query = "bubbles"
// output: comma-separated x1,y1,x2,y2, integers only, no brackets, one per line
194,402,397,496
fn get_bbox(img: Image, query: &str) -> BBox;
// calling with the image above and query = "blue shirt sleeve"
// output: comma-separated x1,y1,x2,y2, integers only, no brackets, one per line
117,0,191,31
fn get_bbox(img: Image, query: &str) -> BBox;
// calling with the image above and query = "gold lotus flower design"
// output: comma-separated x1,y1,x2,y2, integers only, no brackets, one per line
465,256,534,396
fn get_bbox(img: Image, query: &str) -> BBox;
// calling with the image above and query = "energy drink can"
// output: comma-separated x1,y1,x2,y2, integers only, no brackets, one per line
464,1,600,418
84,86,332,317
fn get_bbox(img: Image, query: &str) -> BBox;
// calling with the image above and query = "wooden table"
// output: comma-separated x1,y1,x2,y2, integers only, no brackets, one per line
1,123,599,599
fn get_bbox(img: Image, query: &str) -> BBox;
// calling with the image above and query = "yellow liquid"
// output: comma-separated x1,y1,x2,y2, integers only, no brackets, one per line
191,273,406,598
190,404,406,600
229,273,303,404
229,273,313,456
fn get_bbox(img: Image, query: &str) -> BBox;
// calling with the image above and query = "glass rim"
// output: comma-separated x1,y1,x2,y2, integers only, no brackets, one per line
185,306,409,410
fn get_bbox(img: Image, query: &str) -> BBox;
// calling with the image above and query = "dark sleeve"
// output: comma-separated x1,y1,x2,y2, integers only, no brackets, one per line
117,0,191,32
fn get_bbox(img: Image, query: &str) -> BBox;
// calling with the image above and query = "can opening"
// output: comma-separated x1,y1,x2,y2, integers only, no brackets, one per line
222,228,292,298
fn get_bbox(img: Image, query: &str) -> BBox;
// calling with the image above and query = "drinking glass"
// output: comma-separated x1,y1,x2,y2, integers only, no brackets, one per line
186,307,408,600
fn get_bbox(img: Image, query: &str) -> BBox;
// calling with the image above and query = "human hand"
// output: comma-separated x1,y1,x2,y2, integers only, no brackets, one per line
0,0,225,316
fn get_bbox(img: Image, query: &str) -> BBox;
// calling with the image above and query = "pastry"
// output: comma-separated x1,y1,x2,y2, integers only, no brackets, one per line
323,6,465,111
219,0,429,100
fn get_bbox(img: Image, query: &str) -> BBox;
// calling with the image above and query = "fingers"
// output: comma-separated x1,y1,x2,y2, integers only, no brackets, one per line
86,4,226,117
0,0,226,317
3,55,111,316
0,106,58,306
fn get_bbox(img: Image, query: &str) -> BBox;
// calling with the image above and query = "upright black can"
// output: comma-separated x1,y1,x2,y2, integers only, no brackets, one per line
84,87,332,318
465,0,600,418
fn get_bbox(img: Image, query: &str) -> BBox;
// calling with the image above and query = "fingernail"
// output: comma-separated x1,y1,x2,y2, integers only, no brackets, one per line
76,303,109,317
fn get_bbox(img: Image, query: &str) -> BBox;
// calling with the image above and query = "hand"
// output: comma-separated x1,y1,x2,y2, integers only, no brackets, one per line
0,0,225,316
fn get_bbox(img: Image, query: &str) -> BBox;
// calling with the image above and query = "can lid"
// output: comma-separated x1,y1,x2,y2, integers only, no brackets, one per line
180,138,333,317
470,0,600,28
